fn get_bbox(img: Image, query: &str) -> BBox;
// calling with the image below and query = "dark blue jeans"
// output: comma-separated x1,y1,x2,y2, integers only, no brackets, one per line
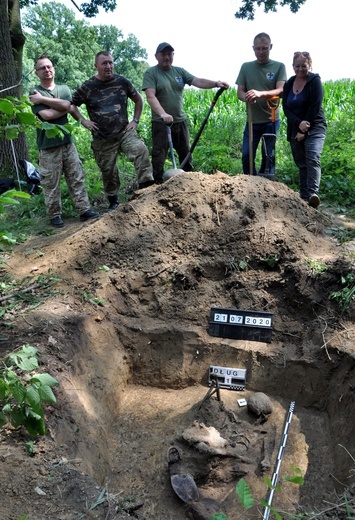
242,120,280,175
290,126,326,200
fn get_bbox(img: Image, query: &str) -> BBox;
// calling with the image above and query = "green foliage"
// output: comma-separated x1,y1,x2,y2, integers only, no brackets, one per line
260,255,280,268
0,345,59,436
20,0,117,19
235,0,307,20
0,96,37,140
23,2,149,92
321,115,355,205
0,189,31,214
183,87,244,176
305,259,328,276
235,478,255,509
25,440,37,456
330,272,355,312
81,289,105,306
231,468,304,519
0,94,74,145
0,274,61,320
77,0,117,18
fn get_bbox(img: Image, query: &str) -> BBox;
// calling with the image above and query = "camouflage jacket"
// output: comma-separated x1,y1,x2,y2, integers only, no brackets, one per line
72,74,138,139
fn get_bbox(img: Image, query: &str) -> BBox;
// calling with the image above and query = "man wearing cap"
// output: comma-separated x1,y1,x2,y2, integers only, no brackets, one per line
142,43,229,183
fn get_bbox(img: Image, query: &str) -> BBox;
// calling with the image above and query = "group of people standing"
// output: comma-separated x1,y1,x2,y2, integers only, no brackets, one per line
29,32,326,227
237,32,326,210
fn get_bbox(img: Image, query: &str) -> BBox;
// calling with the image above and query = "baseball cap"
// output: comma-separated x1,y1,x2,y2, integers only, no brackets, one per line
156,42,174,53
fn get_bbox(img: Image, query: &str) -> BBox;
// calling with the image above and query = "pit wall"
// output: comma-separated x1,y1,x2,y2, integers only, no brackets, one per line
58,317,355,489
122,323,355,484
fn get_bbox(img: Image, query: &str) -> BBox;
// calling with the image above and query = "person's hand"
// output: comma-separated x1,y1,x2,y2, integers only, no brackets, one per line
216,81,229,89
29,90,44,105
125,121,137,132
160,113,173,124
299,120,310,133
81,119,99,133
245,89,260,103
296,132,306,141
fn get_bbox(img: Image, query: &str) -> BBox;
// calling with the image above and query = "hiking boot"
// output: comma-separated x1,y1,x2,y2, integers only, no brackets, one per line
50,216,64,227
138,180,154,189
107,196,119,212
80,209,100,222
309,194,320,209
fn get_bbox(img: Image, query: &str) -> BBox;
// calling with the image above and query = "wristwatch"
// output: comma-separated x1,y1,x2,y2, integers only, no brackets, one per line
133,117,140,124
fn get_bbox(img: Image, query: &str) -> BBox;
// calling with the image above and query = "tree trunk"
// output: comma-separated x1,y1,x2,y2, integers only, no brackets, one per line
0,0,28,177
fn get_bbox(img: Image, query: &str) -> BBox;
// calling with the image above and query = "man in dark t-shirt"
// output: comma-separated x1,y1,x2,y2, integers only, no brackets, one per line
71,51,154,211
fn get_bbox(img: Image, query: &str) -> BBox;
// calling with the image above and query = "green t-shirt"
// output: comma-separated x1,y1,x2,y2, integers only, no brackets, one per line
235,60,287,123
31,84,72,150
142,65,194,122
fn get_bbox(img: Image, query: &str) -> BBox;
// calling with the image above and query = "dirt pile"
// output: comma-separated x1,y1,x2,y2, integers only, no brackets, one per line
1,171,355,520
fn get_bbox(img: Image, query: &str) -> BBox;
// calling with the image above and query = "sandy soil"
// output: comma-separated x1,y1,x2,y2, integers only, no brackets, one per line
1,171,355,520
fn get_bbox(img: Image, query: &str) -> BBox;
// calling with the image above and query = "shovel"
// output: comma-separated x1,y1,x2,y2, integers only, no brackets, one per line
247,102,254,175
180,86,227,169
259,96,280,180
162,124,184,182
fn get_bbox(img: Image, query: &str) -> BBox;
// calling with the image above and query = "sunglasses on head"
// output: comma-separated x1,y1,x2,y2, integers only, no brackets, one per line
294,51,310,58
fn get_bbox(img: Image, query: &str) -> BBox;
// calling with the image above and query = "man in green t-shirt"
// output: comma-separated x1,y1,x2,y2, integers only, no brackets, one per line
236,33,287,176
30,56,99,227
143,42,229,183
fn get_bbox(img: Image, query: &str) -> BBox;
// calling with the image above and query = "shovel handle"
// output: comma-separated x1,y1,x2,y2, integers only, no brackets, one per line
180,86,227,169
266,96,280,123
166,124,177,169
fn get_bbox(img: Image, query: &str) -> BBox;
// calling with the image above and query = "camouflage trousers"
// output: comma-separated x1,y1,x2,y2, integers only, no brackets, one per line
91,129,153,196
38,143,90,218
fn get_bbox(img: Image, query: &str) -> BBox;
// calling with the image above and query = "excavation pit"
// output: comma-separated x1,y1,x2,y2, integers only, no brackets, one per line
1,171,355,520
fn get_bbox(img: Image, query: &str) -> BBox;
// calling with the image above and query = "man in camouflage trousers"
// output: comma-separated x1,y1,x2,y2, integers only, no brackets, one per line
71,51,154,211
30,56,99,227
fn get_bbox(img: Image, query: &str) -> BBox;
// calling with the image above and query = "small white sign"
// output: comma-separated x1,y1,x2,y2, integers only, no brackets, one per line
237,399,247,407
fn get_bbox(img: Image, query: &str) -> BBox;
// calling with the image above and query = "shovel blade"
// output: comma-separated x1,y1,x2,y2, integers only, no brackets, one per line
162,168,184,182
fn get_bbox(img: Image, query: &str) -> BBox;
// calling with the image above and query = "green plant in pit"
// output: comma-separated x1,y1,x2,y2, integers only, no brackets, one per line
225,257,238,275
78,485,109,519
0,344,58,435
344,497,355,520
238,256,250,272
260,255,280,268
81,289,105,307
211,467,304,520
306,259,328,276
0,274,61,320
225,256,250,275
329,273,355,312
25,440,36,456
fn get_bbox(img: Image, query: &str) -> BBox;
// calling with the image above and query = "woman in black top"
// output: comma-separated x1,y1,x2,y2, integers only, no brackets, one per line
283,52,327,209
